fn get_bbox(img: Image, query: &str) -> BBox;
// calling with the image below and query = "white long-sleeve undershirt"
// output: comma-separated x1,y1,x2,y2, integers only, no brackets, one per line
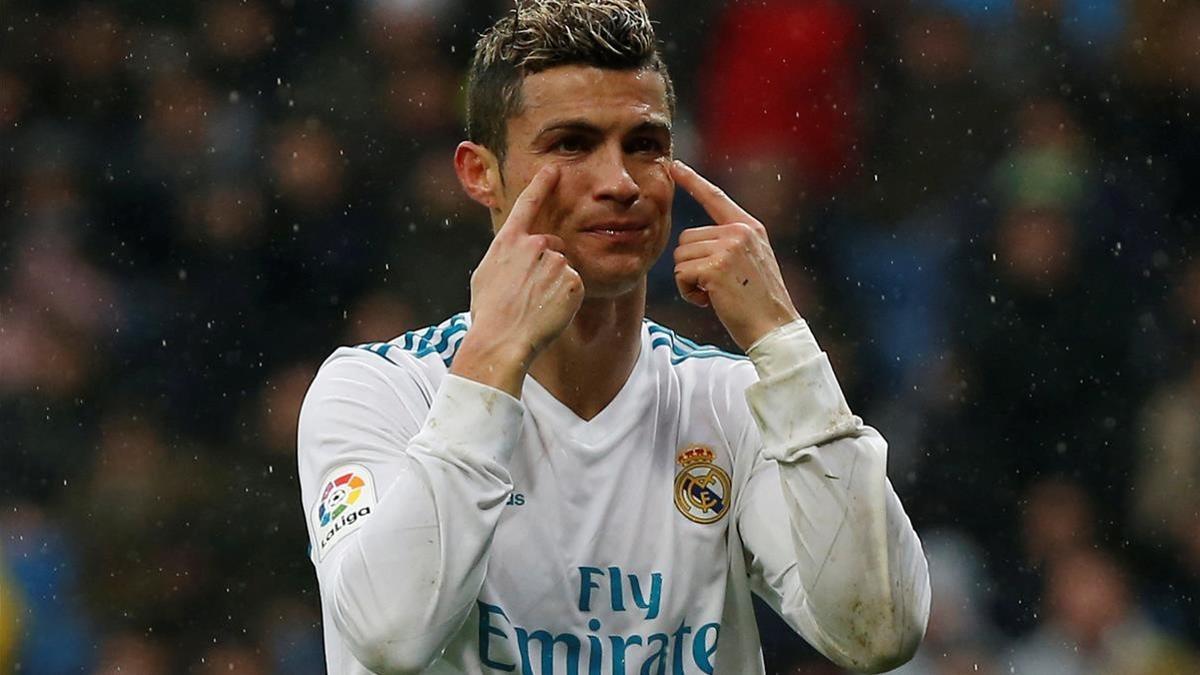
298,318,930,674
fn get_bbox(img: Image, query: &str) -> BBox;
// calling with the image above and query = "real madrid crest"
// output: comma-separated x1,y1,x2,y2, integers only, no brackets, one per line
673,445,732,524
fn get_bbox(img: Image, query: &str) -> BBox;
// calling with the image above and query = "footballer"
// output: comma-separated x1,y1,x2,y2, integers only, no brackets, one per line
297,1,930,673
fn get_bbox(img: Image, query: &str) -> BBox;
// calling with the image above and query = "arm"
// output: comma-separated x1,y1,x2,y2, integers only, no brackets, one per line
299,355,523,674
736,320,930,673
301,164,583,673
669,161,929,671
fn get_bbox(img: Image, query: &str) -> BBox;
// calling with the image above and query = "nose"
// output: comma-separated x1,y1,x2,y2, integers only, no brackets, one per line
593,144,640,207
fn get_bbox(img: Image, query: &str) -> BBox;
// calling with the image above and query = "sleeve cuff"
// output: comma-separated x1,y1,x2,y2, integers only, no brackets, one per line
746,319,823,380
745,343,861,463
417,374,525,466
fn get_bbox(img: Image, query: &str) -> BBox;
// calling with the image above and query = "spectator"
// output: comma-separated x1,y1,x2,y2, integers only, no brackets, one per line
93,633,171,675
698,0,863,198
0,546,21,672
1006,548,1199,675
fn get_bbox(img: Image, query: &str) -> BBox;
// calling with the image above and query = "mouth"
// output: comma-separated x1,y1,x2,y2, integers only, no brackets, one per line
583,221,650,236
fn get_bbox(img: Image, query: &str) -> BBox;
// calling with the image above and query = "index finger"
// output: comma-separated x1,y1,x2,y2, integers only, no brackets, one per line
670,160,755,225
502,164,561,235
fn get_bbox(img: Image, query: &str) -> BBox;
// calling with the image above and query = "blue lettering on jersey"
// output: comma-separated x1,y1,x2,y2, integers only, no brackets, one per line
479,566,720,674
577,567,661,620
480,602,518,671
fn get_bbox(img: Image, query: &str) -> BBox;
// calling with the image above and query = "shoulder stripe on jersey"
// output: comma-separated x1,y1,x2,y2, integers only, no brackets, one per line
354,341,401,365
645,321,747,365
400,314,470,365
649,336,745,363
353,313,470,367
432,322,467,353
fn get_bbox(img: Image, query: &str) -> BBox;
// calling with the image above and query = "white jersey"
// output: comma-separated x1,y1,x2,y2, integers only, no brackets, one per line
297,314,930,675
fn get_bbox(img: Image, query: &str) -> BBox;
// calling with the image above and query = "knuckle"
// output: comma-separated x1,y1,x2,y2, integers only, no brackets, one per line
729,223,752,243
564,272,583,292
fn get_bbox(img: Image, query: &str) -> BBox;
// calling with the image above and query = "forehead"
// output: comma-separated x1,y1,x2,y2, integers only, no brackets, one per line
512,65,671,134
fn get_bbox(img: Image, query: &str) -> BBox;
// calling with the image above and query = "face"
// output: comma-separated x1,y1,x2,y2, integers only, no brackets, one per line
495,65,674,298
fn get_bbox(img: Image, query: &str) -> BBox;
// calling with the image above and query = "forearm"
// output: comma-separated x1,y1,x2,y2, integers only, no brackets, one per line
768,431,928,672
309,373,522,673
745,321,930,672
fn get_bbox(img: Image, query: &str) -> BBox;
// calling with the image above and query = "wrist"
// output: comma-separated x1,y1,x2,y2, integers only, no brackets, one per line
732,306,802,351
448,328,533,398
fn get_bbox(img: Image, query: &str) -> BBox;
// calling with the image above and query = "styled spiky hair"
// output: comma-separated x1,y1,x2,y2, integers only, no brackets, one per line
466,0,675,162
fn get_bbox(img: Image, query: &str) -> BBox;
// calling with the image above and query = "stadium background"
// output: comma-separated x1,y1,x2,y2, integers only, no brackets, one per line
1,0,1199,672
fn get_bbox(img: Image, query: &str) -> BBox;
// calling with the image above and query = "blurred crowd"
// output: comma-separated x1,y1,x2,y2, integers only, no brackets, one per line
1,0,1198,673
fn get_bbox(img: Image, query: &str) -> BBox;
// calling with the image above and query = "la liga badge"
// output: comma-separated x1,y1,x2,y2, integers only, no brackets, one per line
673,445,731,524
312,464,376,561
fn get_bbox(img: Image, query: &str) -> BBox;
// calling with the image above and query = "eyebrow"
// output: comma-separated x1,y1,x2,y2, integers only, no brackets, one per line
630,119,672,135
533,117,672,140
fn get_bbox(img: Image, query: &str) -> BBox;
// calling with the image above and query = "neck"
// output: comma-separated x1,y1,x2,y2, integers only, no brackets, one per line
528,282,647,420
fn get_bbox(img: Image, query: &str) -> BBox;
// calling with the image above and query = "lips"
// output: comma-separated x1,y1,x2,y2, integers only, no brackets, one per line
583,221,649,234
582,222,649,246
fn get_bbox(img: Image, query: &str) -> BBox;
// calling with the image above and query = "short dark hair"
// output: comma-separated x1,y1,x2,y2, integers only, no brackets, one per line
465,0,675,163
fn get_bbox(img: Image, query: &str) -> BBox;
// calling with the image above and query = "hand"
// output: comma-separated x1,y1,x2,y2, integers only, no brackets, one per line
670,160,801,350
451,165,585,397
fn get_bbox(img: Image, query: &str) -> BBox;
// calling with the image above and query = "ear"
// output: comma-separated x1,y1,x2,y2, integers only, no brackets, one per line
454,141,503,212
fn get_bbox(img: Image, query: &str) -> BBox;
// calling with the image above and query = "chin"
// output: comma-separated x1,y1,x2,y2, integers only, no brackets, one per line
571,243,665,299
579,265,648,299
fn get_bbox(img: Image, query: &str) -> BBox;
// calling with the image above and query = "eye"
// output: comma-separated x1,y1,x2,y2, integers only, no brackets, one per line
628,136,666,155
551,135,590,154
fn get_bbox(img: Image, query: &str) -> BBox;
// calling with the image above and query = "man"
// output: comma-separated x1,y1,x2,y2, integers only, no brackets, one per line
297,1,930,673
